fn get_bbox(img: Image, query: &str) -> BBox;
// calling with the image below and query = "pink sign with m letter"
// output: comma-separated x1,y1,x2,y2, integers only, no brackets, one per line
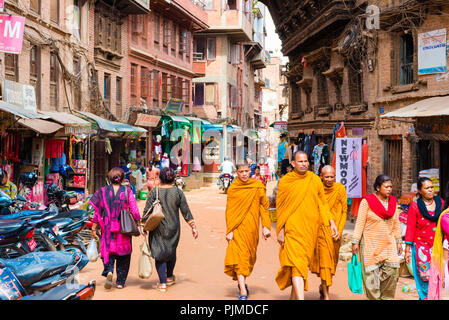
0,15,25,54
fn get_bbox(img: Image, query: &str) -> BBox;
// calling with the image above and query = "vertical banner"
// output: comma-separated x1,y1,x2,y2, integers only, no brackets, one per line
336,137,362,198
0,15,25,54
418,28,447,75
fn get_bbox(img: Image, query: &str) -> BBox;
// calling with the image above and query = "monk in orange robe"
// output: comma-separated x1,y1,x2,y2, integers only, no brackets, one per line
224,161,271,300
310,165,347,300
276,151,339,300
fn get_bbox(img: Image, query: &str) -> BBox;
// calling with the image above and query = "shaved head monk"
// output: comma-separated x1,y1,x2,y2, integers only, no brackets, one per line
310,165,348,300
275,151,339,300
224,160,271,300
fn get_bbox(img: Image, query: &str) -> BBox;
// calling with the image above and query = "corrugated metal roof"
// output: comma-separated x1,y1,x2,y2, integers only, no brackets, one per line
381,96,449,118
38,111,91,126
0,100,48,119
75,111,146,133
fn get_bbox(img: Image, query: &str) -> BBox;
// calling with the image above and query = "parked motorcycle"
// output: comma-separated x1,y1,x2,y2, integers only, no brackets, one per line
0,219,37,258
219,173,234,194
0,248,89,298
46,184,79,213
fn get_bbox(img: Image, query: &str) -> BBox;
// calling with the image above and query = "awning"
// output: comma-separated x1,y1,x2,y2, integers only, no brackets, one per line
0,100,48,119
17,118,63,134
381,96,449,118
75,111,146,133
135,114,161,127
184,116,211,125
162,115,190,124
38,111,91,126
202,124,224,132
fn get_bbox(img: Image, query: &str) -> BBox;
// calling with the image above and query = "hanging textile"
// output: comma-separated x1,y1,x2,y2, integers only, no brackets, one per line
331,123,347,169
45,139,65,159
351,142,368,217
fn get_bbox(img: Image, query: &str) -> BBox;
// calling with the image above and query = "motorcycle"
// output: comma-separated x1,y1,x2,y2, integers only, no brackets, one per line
219,173,234,194
46,184,79,213
0,248,89,298
0,219,37,258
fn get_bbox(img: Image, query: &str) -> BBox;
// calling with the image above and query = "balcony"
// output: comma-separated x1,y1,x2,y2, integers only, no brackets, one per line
193,60,206,77
204,8,253,42
151,0,208,32
101,0,150,14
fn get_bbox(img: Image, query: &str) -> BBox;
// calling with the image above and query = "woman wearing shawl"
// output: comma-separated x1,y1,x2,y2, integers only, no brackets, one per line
427,183,449,300
404,177,444,300
90,168,142,289
352,174,402,300
225,161,271,300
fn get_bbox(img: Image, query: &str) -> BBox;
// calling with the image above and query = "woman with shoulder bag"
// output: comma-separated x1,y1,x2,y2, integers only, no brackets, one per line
141,167,198,292
90,168,144,290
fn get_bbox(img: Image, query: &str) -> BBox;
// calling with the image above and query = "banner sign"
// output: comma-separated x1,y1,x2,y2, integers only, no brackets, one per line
336,137,362,198
273,121,287,132
0,15,25,54
3,79,37,112
418,28,447,75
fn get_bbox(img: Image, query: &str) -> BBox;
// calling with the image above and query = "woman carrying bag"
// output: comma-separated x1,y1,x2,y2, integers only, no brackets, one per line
90,168,143,290
141,167,198,292
351,174,402,300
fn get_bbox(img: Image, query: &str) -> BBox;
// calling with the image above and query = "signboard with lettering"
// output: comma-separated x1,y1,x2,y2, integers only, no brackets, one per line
418,28,447,75
135,114,161,127
273,121,287,132
336,137,362,198
0,15,25,54
165,98,184,113
3,79,37,112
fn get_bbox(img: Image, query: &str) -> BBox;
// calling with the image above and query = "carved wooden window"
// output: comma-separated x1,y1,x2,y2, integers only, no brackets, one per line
29,45,41,109
103,73,111,107
30,0,40,14
400,34,414,85
185,31,191,62
179,29,186,58
290,81,301,115
5,54,18,82
162,73,168,102
50,0,59,23
154,15,160,49
163,19,170,54
50,52,59,109
116,77,122,118
153,69,160,107
141,67,150,99
316,71,328,106
348,63,363,105
73,56,81,110
183,80,190,107
130,64,137,104
171,23,177,56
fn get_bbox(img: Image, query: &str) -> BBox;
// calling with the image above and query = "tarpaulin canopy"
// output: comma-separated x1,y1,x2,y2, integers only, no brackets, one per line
17,118,63,134
75,111,146,133
184,116,211,125
381,96,449,118
0,100,48,119
161,115,190,124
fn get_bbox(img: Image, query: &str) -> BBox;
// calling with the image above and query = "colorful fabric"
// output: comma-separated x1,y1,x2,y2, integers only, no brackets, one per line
275,171,331,291
45,139,65,159
90,185,141,265
352,199,402,268
364,193,397,220
310,182,347,286
411,243,429,299
224,178,270,280
0,180,17,200
417,196,443,222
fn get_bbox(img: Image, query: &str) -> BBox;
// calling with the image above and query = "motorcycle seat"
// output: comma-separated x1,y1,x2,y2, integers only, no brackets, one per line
0,250,81,288
0,219,27,235
48,218,73,230
56,209,88,220
0,210,50,221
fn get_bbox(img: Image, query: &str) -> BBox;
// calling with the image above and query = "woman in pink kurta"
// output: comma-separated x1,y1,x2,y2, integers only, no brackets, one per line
90,167,142,289
404,177,444,300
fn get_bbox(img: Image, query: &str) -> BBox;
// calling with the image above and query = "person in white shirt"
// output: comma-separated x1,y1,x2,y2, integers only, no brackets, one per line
218,156,236,187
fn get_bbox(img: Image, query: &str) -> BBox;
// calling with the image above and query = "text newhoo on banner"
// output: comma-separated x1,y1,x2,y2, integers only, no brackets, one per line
336,138,362,198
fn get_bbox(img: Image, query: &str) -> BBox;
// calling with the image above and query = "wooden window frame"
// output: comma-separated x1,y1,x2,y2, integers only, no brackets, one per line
30,45,41,109
163,19,170,54
104,73,111,107
30,0,40,15
171,22,177,56
116,77,122,117
153,69,160,106
141,67,150,99
400,33,414,85
50,52,59,109
183,80,190,107
154,14,160,49
227,0,237,10
130,64,138,103
50,0,59,24
162,73,168,102
194,83,205,106
5,53,18,82
207,37,216,60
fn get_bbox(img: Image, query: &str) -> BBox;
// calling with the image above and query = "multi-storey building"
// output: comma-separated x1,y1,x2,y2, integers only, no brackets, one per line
261,0,449,197
192,0,268,163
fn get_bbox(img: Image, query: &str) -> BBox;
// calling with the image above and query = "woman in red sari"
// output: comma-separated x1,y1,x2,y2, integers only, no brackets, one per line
404,177,444,300
250,166,266,186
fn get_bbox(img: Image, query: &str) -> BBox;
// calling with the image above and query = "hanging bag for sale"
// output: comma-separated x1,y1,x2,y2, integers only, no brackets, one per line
347,253,363,294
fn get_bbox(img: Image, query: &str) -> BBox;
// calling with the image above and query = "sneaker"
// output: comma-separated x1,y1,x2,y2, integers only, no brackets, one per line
104,272,113,289
116,284,124,289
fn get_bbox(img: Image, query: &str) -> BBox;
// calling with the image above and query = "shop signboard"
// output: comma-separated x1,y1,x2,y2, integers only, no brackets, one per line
0,14,25,54
3,79,37,112
336,137,362,198
135,114,161,127
165,98,184,113
273,121,287,132
418,28,447,75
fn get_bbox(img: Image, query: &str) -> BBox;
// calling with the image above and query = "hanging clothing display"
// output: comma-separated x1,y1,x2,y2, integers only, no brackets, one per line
297,131,306,151
312,143,329,175
45,139,65,159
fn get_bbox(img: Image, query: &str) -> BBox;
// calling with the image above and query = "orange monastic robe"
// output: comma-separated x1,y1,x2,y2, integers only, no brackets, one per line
224,178,271,280
310,182,348,286
275,171,332,291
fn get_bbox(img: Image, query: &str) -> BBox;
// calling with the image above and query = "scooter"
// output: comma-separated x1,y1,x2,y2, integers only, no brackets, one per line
219,173,234,194
0,248,89,298
0,219,37,258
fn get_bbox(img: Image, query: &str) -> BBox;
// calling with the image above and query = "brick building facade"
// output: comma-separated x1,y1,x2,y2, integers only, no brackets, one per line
261,0,449,197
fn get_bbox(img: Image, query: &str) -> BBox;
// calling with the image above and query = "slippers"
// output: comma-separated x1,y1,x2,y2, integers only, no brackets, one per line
238,295,248,300
104,272,113,290
154,283,167,292
166,275,176,286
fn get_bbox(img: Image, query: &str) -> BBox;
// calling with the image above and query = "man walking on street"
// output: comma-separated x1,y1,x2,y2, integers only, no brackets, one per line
275,151,339,300
224,160,272,300
310,165,347,300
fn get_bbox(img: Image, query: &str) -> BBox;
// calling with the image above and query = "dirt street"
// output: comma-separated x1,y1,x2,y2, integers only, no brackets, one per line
78,180,424,300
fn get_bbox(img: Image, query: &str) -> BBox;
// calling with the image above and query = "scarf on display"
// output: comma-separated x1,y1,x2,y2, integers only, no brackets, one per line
364,193,397,220
417,196,443,223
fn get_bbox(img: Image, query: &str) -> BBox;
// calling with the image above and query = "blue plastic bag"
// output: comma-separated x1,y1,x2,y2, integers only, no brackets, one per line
347,254,363,294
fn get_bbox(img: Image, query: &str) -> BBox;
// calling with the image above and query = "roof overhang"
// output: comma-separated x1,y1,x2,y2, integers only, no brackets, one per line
381,96,449,118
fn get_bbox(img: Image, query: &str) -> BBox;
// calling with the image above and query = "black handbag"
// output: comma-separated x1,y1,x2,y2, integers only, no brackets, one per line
120,186,140,237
